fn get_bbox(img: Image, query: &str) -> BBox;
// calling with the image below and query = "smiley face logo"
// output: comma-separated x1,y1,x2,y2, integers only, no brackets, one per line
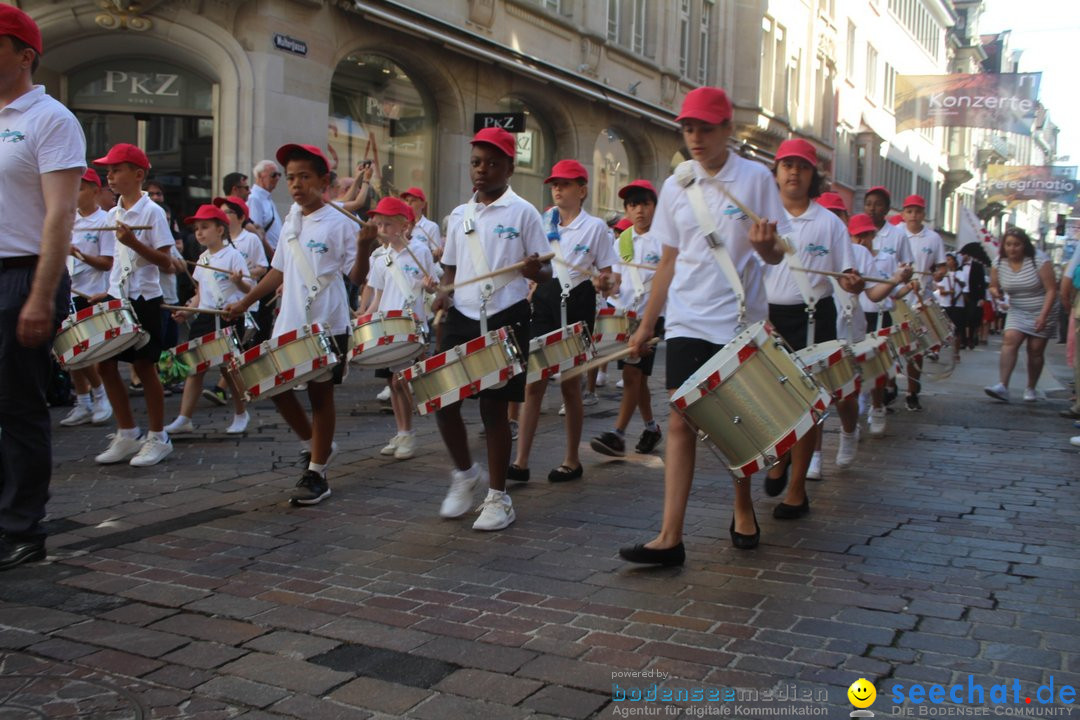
848,678,876,708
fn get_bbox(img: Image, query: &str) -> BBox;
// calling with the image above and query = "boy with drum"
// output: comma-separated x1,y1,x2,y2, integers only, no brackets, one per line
509,159,617,484
620,87,791,563
864,186,911,408
900,194,946,412
225,143,374,505
430,127,550,531
93,144,178,467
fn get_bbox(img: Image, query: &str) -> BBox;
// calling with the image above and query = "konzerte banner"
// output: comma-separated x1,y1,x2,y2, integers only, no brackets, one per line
985,166,1079,205
894,73,1041,135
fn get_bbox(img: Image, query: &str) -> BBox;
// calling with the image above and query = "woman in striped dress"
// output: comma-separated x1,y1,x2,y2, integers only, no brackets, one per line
984,228,1057,402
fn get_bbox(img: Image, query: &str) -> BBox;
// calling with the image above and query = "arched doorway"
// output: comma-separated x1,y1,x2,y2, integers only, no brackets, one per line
592,127,634,221
495,96,553,209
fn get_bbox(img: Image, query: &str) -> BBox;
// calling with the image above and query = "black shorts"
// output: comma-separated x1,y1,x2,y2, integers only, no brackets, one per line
531,278,598,337
71,295,92,313
110,296,163,364
666,336,724,391
440,300,531,403
618,317,665,377
329,334,349,385
188,312,245,341
768,296,838,352
864,310,893,333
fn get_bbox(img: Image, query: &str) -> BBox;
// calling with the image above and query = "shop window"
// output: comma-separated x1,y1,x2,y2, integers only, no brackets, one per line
495,97,552,210
592,128,632,221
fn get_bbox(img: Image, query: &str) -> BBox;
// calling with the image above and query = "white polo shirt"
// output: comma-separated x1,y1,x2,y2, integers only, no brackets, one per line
105,193,175,300
249,184,282,250
610,229,663,315
837,242,876,342
70,208,116,296
192,245,248,309
872,222,913,264
547,208,620,287
0,86,86,257
651,154,793,344
442,186,549,320
231,228,269,311
859,246,902,314
411,215,443,252
764,202,855,305
905,225,947,298
369,242,437,322
271,203,357,337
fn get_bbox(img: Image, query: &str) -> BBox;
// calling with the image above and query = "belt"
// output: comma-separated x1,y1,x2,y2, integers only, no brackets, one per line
0,255,38,270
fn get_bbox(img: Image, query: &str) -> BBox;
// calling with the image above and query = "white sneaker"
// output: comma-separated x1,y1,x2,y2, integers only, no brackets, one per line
130,436,173,467
91,396,112,424
472,489,515,531
225,412,249,434
558,403,566,416
376,386,392,402
1022,388,1037,402
615,379,624,389
1071,436,1080,448
836,430,858,468
164,417,195,434
806,452,822,480
582,392,599,406
393,433,416,459
60,405,93,427
380,434,402,456
95,433,144,464
868,407,887,438
596,372,607,387
440,465,483,518
984,382,1009,402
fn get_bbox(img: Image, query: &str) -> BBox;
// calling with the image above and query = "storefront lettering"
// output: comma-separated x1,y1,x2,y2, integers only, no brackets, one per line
103,71,181,97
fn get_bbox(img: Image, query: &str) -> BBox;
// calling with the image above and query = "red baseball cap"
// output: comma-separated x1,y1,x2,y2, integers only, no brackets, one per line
213,195,250,222
185,204,229,226
471,127,516,159
0,5,42,55
618,179,658,200
848,214,877,236
865,186,891,202
276,143,331,174
80,168,101,188
368,196,413,221
93,143,150,170
400,187,427,203
545,159,588,184
675,87,733,125
888,213,904,225
775,139,818,167
902,194,926,209
816,192,847,212
613,217,633,232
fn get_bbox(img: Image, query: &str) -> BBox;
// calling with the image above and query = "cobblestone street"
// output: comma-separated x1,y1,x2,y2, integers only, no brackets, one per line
0,336,1076,719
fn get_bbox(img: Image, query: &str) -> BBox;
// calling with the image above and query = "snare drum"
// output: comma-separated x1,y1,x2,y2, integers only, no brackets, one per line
350,310,426,368
526,322,595,384
892,300,936,355
401,327,524,416
592,307,638,355
851,335,894,389
795,340,858,402
878,321,917,362
234,324,338,401
172,326,242,376
670,321,831,478
920,298,953,352
53,299,149,370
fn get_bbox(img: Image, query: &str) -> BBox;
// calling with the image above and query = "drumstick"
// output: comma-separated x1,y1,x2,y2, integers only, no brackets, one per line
715,187,796,255
440,253,555,292
186,259,253,279
554,257,604,278
618,260,658,272
327,201,374,228
559,338,660,383
83,225,153,231
790,267,894,285
161,304,231,316
71,289,93,300
432,309,446,327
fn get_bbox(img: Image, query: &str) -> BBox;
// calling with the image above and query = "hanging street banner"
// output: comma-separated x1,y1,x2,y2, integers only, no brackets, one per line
894,73,1041,135
984,165,1079,205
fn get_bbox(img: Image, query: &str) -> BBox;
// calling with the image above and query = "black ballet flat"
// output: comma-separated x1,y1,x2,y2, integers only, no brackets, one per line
506,464,530,482
773,495,810,520
729,512,761,550
619,542,686,566
548,464,583,483
764,463,788,497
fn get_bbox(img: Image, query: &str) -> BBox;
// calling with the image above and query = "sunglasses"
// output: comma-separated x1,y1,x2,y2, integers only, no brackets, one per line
270,172,281,178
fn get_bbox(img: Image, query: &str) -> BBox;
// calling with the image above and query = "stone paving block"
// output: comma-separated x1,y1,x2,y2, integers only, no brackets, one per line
329,676,431,716
118,582,212,608
98,602,181,627
219,651,354,695
57,619,191,658
79,648,165,677
516,654,618,694
161,641,248,669
414,635,537,674
143,663,216,690
243,629,341,659
268,694,375,720
521,684,608,719
149,613,267,645
434,668,544,706
26,637,99,661
314,617,433,652
406,692,533,720
197,675,291,709
183,594,279,619
0,605,85,633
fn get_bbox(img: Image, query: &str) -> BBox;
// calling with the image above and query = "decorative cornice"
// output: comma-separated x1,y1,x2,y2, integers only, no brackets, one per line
94,0,163,32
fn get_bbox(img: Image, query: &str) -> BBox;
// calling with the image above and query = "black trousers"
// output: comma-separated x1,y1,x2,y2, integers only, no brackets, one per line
0,265,69,540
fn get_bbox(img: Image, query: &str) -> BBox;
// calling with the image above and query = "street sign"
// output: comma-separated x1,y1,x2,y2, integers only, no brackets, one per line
473,113,526,133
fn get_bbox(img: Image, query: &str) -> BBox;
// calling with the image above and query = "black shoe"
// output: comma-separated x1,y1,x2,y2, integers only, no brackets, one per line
773,495,810,520
619,542,685,566
905,394,922,412
506,463,530,482
202,387,227,406
764,463,788,497
548,464,583,483
590,432,626,457
883,386,898,407
1060,408,1080,420
635,428,663,454
0,535,46,571
290,471,330,506
128,381,143,396
729,512,760,550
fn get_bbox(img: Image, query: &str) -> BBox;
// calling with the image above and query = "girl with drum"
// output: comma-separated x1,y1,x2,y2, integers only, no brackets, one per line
59,169,114,428
760,140,862,517
164,204,251,436
509,159,618,485
620,87,792,563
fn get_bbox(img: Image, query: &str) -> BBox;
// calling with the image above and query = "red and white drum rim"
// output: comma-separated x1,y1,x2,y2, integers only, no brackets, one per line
240,324,335,398
58,323,143,367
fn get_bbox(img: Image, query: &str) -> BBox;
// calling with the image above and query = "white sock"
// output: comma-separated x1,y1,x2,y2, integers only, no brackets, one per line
77,393,92,409
174,415,190,424
234,412,248,420
645,420,660,432
91,385,106,401
148,430,168,443
119,427,140,439
401,429,415,436
308,461,327,476
811,451,822,461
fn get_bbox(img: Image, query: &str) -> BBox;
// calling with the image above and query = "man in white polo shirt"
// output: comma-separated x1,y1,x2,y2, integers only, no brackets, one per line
249,159,283,253
0,5,86,571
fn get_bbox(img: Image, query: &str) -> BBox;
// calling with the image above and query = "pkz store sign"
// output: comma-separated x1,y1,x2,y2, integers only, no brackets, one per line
69,59,213,115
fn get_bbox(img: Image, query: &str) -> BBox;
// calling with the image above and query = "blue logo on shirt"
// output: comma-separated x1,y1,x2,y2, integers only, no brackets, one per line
920,246,934,254
881,247,897,255
0,129,26,143
213,271,229,283
81,233,99,244
306,239,329,254
644,252,661,264
722,204,748,220
494,224,520,241
806,243,830,257
572,244,589,254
